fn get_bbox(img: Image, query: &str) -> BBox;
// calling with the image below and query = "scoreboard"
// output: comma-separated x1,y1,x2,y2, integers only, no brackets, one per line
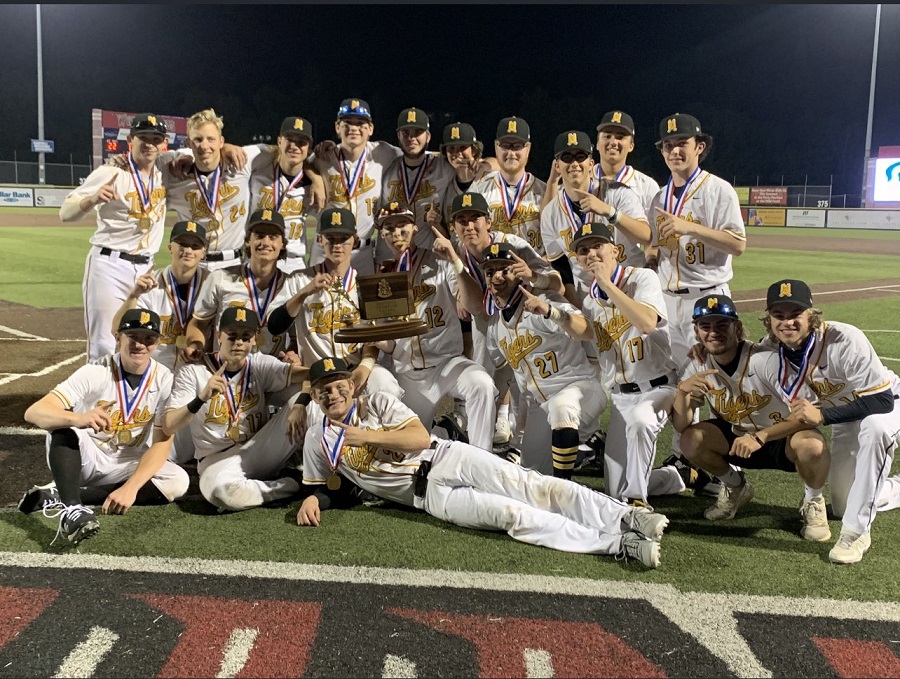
91,108,188,169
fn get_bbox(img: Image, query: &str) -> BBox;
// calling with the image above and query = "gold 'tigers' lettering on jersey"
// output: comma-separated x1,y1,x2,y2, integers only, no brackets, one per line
499,330,543,370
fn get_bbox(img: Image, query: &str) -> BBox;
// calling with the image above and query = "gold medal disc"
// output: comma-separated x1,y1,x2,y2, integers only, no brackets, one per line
118,429,133,445
208,218,220,231
138,216,152,230
227,424,241,442
175,335,188,349
326,474,342,491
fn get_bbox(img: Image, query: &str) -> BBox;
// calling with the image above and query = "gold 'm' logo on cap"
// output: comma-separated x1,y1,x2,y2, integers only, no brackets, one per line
507,120,517,134
186,222,197,232
583,224,593,234
490,244,500,256
567,132,578,146
611,112,622,123
262,210,272,221
667,118,678,133
407,110,417,123
331,211,342,226
293,118,304,130
323,358,335,372
779,283,792,298
462,195,472,207
708,297,718,309
236,309,247,322
147,115,157,126
451,126,460,140
351,100,359,109
390,202,399,210
140,312,150,325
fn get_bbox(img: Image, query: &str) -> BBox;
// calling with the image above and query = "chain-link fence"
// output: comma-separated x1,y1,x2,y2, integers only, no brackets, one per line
0,153,92,187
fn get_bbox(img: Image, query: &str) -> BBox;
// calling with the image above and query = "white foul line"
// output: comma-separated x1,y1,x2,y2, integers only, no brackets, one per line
0,324,47,340
0,352,85,386
736,283,900,304
53,626,120,678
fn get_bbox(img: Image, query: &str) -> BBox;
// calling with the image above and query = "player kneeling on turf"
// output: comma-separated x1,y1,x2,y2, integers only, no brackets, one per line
21,309,189,546
296,357,668,569
164,306,307,512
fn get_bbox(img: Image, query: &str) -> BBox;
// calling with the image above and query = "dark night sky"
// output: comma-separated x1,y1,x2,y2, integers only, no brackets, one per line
0,3,897,202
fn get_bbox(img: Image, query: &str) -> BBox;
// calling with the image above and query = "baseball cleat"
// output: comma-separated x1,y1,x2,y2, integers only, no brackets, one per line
492,416,512,447
18,481,60,514
622,505,669,541
704,475,755,521
799,496,831,542
828,530,871,565
617,530,661,569
434,412,469,444
661,454,720,497
43,503,100,547
504,447,522,465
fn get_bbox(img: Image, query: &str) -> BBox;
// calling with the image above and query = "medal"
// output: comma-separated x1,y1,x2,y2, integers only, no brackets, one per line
590,264,626,301
166,267,201,336
175,335,188,349
326,474,342,490
498,172,528,225
321,403,357,483
336,147,367,215
664,166,703,217
274,165,305,211
208,217,220,231
400,156,430,207
777,331,820,403
217,353,252,443
227,424,241,442
139,216,152,230
117,429,133,445
113,356,155,448
193,164,222,227
242,263,282,337
127,153,156,227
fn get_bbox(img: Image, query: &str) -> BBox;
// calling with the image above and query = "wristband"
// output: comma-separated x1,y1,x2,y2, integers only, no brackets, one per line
187,396,205,414
359,356,376,372
751,433,764,446
452,258,465,275
608,208,620,225
548,305,567,324
296,392,312,407
532,271,550,289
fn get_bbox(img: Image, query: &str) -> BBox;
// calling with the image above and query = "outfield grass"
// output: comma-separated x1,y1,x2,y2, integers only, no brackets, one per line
746,225,900,241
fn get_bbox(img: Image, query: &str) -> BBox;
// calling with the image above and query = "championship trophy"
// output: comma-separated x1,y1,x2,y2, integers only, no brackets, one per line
333,271,428,343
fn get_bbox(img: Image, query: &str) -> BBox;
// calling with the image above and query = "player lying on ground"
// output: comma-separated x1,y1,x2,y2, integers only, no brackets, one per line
20,309,189,546
295,357,668,569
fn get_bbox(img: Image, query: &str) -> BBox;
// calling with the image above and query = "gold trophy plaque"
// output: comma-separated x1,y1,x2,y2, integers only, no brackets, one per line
334,272,428,343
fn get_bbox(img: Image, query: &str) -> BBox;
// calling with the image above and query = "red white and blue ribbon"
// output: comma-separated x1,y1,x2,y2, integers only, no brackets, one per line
777,333,818,403
394,245,423,274
273,165,305,211
485,282,525,316
401,156,429,206
614,165,634,184
166,268,201,331
499,173,529,223
127,153,154,218
216,353,252,427
589,264,626,301
337,148,367,209
114,356,155,426
242,263,282,325
664,166,702,217
192,164,222,219
321,403,357,473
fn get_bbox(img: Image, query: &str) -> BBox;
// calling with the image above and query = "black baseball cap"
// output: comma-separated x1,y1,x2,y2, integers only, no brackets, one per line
337,98,372,120
570,222,614,250
496,117,530,143
170,220,208,246
279,116,313,140
441,122,478,148
377,201,416,227
309,356,353,386
246,208,286,236
318,207,357,236
479,242,516,269
130,113,167,137
658,113,704,143
597,110,635,136
118,308,161,336
693,295,740,322
554,131,593,157
766,279,813,310
449,192,490,219
219,306,260,332
397,107,429,131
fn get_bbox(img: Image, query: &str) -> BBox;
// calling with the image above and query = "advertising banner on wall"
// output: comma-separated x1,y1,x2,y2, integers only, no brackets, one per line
734,186,750,205
0,187,34,206
33,187,72,208
826,210,900,230
785,209,826,228
747,208,786,226
749,187,788,206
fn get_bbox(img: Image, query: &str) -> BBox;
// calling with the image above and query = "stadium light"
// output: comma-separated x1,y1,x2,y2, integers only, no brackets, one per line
862,4,881,207
36,4,46,184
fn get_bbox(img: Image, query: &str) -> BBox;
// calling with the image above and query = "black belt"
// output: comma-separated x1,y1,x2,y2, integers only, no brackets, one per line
99,247,150,265
205,248,242,262
413,459,432,498
670,284,717,295
620,375,669,394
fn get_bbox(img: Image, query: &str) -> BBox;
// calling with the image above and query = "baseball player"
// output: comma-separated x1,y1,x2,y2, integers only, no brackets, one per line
378,107,456,258
761,279,900,564
672,294,831,542
470,117,546,253
373,203,497,451
266,207,404,401
249,116,320,273
163,306,306,512
296,356,668,569
60,113,168,363
539,131,649,302
566,222,686,503
111,220,210,464
477,243,606,479
183,208,295,362
310,98,404,274
431,122,487,230
19,309,189,546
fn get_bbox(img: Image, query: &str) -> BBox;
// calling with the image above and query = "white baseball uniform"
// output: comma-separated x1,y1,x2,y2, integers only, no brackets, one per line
159,146,262,270
763,322,900,535
593,165,662,267
648,170,745,366
486,289,607,473
382,248,497,451
471,171,547,254
579,266,684,502
47,354,188,501
249,146,318,273
303,392,635,555
61,164,166,362
191,263,294,356
311,141,403,274
167,353,299,511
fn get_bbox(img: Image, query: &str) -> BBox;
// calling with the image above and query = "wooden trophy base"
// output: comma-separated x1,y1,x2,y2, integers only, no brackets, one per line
335,318,428,343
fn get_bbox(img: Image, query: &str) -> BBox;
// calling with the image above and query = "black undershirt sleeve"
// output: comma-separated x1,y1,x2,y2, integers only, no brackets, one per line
821,390,895,426
550,255,575,286
267,303,295,336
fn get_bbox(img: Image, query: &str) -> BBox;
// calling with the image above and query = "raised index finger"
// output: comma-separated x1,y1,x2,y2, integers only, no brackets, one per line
517,284,535,298
215,363,228,376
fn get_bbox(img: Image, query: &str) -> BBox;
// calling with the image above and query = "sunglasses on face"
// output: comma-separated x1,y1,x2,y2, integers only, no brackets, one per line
498,142,526,152
558,151,590,164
